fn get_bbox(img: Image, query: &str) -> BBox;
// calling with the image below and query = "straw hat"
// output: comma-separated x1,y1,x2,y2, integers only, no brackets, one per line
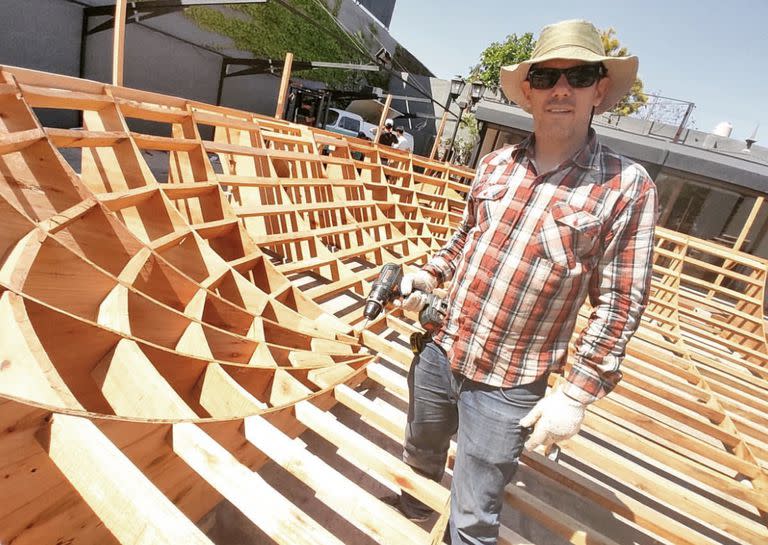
499,19,638,114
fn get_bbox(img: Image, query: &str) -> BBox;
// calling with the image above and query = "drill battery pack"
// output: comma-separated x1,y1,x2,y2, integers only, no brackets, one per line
419,293,448,332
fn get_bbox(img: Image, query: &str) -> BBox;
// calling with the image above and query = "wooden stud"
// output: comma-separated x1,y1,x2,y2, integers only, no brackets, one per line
274,52,294,120
172,421,345,545
112,0,127,87
38,413,214,545
373,94,393,146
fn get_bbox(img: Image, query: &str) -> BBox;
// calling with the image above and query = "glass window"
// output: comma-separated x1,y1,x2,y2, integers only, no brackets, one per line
654,169,743,240
340,117,361,132
326,110,340,126
746,201,768,260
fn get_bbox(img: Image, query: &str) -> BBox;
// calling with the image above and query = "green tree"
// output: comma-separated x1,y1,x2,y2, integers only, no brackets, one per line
454,112,480,164
443,112,480,165
600,28,648,116
468,32,536,88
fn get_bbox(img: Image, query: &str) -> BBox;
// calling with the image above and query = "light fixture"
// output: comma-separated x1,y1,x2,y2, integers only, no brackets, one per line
469,81,486,104
449,76,466,100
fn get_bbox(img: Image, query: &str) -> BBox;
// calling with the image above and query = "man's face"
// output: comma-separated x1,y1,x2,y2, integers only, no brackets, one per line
521,59,609,144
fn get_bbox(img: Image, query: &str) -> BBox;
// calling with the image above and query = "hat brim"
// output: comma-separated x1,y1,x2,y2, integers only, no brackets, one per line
499,48,638,114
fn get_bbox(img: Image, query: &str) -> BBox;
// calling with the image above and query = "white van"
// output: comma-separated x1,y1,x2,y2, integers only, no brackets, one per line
324,108,367,138
324,108,413,148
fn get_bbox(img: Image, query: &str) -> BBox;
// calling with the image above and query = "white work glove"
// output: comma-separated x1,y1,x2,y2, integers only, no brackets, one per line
398,270,439,312
519,388,586,451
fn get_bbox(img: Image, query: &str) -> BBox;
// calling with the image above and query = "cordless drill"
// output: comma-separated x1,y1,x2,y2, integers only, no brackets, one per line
363,263,403,324
362,264,448,352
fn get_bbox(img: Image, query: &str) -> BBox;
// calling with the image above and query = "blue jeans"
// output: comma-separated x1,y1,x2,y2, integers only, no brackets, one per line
403,340,546,545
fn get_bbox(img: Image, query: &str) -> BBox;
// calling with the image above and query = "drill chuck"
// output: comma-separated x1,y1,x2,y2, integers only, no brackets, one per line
363,263,403,321
363,299,384,321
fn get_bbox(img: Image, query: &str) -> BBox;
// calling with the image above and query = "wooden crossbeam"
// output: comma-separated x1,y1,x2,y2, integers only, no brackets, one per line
39,414,214,545
172,421,345,545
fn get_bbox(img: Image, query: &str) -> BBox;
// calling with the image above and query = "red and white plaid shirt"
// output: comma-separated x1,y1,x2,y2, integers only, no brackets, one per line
424,130,657,403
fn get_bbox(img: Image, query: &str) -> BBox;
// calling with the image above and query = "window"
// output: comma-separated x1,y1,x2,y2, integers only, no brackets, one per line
339,117,361,132
326,110,340,126
654,169,743,240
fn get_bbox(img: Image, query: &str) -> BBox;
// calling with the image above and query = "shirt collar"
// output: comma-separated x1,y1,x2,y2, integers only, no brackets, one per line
570,129,601,171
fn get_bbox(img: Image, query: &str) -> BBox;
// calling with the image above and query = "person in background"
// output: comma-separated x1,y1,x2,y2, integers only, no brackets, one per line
374,119,399,147
394,127,413,152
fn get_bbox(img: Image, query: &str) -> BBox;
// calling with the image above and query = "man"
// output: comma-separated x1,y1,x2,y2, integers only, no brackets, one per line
392,19,657,544
374,118,399,147
394,127,413,152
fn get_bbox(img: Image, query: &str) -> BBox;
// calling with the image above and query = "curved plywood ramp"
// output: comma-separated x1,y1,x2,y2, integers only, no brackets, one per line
0,65,767,545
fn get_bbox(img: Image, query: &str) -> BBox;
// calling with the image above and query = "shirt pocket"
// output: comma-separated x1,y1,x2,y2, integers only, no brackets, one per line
538,203,602,269
473,184,509,231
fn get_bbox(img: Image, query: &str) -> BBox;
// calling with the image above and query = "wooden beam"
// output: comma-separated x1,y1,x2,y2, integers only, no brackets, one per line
734,195,764,252
112,0,127,86
243,414,430,544
430,109,449,160
709,195,765,294
274,52,293,119
172,422,345,545
373,94,393,146
294,399,449,513
92,339,198,418
38,413,214,545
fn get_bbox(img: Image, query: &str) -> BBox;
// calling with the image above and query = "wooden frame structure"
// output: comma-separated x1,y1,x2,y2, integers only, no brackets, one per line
0,65,766,545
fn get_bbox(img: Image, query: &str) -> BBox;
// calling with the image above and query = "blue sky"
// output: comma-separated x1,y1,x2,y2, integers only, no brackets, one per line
389,0,766,141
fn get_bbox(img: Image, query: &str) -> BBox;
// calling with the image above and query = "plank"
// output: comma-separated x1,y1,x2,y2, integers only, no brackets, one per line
243,414,430,544
46,127,128,148
0,128,45,154
294,399,449,513
172,421,345,545
196,362,268,417
504,485,620,545
92,338,197,418
38,413,213,545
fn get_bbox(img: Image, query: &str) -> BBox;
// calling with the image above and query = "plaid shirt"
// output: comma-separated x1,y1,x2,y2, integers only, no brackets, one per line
424,130,657,404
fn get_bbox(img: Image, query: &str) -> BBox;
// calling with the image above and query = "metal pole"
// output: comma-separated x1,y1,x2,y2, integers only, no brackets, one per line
315,91,325,128
78,10,90,127
274,52,294,119
672,102,695,143
321,92,332,129
215,57,227,106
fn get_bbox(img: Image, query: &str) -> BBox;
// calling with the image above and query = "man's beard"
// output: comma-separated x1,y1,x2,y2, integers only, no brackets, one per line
536,121,580,143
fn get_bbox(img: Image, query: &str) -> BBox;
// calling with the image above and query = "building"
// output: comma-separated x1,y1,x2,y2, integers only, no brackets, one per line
0,0,431,140
474,98,768,260
358,0,396,28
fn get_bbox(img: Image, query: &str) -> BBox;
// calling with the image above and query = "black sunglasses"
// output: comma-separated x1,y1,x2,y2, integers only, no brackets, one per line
526,64,605,90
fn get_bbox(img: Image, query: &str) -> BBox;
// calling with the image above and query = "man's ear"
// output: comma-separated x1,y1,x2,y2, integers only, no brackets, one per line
521,80,532,105
593,76,610,107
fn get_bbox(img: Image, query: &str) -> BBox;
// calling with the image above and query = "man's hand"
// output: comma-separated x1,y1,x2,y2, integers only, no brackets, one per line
398,270,439,312
519,388,586,451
